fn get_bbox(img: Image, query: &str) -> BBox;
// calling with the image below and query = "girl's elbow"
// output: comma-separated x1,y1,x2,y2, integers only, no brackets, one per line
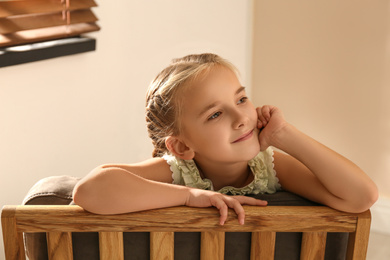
363,184,379,210
72,171,108,214
72,181,95,212
73,184,109,214
73,165,135,214
349,185,379,213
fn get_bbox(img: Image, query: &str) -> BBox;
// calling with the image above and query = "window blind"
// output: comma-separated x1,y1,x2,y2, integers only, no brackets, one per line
0,0,100,48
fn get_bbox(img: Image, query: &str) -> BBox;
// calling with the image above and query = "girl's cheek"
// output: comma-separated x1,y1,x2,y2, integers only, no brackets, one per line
250,107,259,122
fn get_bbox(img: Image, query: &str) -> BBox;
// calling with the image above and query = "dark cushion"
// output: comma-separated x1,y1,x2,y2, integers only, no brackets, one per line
23,176,347,260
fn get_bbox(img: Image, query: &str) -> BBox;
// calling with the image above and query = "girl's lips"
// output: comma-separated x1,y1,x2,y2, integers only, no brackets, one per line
232,129,254,143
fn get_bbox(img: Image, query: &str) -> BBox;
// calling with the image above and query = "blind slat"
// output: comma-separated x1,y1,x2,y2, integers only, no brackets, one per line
0,0,99,48
0,10,98,34
0,22,100,47
0,0,97,18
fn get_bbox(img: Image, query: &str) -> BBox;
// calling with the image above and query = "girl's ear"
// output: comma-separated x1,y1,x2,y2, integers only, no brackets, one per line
165,136,195,160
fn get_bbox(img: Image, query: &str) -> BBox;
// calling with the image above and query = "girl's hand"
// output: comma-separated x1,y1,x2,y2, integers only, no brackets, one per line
185,189,267,225
257,105,288,151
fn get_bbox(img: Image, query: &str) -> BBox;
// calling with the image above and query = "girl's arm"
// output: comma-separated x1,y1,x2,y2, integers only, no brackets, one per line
73,158,266,225
257,105,378,213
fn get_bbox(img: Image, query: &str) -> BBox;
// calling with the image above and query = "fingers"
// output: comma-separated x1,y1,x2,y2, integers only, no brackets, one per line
261,105,272,121
257,105,275,126
211,196,231,225
256,107,267,128
225,197,246,225
211,194,267,225
234,196,268,206
215,202,228,225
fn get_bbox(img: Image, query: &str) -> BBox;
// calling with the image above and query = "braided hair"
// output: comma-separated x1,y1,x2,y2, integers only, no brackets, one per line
145,53,238,157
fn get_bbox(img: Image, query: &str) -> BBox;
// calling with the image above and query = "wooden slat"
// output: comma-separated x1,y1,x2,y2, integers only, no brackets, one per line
1,206,26,260
250,231,276,260
0,9,98,34
300,232,327,260
99,232,124,260
47,232,73,260
10,205,360,233
150,232,174,260
346,210,371,260
201,231,225,260
0,22,100,47
0,0,97,18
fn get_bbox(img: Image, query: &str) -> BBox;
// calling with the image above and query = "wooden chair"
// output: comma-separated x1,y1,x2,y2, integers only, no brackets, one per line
2,205,371,260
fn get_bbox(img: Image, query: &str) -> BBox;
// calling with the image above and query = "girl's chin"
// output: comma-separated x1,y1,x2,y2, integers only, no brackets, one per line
246,144,261,160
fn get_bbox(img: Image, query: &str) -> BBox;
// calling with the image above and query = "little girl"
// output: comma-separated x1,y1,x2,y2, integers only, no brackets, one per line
73,53,378,225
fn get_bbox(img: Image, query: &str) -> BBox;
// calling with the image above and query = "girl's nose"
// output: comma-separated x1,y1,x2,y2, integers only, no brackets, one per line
232,109,248,129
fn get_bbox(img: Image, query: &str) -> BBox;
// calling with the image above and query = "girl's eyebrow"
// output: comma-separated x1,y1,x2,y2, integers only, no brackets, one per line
198,86,246,118
236,86,246,95
198,102,220,118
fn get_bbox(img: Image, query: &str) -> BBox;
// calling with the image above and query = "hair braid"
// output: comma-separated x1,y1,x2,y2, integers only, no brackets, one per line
145,94,176,157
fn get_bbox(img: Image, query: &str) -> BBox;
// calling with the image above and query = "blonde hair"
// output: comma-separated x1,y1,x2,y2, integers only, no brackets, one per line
145,53,238,157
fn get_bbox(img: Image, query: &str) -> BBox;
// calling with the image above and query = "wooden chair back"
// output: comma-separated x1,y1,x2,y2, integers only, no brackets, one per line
2,205,371,260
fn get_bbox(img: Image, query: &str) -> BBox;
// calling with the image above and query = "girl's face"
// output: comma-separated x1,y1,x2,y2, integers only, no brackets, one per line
178,66,260,165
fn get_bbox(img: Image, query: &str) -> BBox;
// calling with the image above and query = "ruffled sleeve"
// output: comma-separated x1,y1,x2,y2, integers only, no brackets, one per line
162,154,213,190
249,147,281,194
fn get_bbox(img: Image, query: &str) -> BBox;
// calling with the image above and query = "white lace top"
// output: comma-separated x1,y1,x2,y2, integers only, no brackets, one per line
162,147,281,195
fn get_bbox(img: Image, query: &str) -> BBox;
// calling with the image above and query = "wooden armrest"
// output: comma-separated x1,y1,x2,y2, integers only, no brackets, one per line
2,205,371,260
2,205,368,232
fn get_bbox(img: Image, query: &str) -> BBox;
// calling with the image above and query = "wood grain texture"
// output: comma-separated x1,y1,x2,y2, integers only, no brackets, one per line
150,232,174,260
99,232,124,260
300,232,327,260
10,205,359,233
346,210,372,260
1,205,372,260
250,231,276,260
1,206,26,260
47,232,73,260
201,231,225,260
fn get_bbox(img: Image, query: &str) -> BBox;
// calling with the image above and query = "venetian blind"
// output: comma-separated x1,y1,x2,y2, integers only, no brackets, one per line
0,0,100,48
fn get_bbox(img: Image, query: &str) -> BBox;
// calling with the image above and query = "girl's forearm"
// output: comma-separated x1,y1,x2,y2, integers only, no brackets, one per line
73,167,269,225
73,167,190,214
272,124,378,206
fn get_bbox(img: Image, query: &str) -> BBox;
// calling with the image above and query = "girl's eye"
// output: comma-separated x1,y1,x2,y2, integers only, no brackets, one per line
238,97,248,104
208,111,221,120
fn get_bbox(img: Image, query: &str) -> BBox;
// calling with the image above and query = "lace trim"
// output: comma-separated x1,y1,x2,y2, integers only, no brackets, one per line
163,147,281,195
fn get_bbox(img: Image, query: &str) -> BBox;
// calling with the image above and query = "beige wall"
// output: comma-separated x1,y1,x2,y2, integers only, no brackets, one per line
1,1,389,256
0,1,252,257
252,1,390,198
